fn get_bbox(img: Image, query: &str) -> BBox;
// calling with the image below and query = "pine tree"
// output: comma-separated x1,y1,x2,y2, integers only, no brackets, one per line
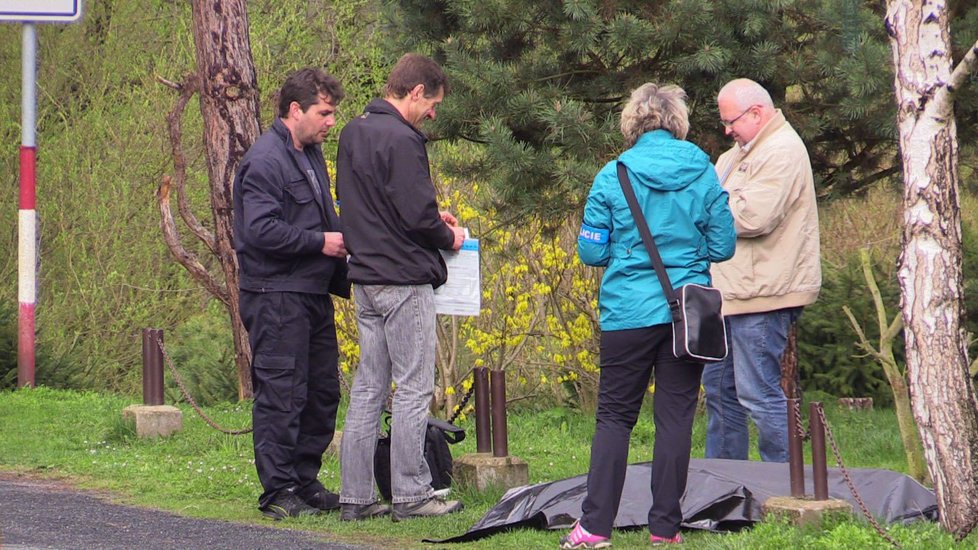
384,0,978,220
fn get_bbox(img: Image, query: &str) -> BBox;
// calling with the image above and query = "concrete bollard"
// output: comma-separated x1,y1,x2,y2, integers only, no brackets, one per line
123,329,182,438
764,401,851,525
454,368,529,491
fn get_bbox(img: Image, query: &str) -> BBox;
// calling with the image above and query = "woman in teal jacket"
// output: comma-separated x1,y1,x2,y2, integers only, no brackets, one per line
561,84,735,549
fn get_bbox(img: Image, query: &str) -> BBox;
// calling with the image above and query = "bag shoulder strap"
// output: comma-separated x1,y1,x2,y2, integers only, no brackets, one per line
615,162,681,321
427,416,466,444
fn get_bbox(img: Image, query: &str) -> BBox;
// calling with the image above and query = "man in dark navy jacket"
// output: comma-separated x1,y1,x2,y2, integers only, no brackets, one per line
336,53,465,522
232,68,349,520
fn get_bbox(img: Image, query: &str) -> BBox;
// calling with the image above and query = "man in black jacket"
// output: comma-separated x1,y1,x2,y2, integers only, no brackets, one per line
336,53,465,522
232,68,349,520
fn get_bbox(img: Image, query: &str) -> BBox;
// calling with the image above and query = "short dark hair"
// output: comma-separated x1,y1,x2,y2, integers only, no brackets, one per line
382,53,449,99
277,68,344,118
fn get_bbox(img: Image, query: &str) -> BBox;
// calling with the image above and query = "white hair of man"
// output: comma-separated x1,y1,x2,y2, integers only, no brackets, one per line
718,78,775,112
620,83,690,147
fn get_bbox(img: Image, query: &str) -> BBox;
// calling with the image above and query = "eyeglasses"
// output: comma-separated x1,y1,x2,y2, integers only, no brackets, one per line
720,107,754,128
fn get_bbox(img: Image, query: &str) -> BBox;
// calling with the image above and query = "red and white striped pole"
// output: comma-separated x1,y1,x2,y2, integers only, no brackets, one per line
18,23,37,388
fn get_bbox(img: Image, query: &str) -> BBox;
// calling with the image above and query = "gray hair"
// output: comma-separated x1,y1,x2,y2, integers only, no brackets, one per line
620,83,690,147
717,78,775,110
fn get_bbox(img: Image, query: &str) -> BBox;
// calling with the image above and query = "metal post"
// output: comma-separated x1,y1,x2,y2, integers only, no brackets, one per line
141,329,164,406
810,402,829,500
490,369,508,457
17,23,37,388
787,397,805,497
474,367,491,453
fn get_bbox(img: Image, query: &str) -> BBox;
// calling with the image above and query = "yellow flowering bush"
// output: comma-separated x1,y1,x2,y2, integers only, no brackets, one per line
335,158,604,415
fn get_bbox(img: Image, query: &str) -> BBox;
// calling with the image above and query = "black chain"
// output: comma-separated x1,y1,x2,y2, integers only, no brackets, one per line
157,335,475,434
815,404,901,548
447,378,476,425
155,336,253,435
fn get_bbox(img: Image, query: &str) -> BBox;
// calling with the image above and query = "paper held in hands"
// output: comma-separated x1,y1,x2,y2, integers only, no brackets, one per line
434,228,481,316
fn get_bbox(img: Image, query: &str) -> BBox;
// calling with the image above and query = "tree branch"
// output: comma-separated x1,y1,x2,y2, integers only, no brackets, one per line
949,39,978,93
159,73,218,254
843,305,879,358
158,175,230,305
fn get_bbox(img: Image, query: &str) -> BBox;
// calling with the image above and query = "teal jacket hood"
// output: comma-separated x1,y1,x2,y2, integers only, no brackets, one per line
577,130,736,331
618,130,714,192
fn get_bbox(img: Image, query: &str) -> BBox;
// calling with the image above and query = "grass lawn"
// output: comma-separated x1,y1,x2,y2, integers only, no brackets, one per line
0,387,970,549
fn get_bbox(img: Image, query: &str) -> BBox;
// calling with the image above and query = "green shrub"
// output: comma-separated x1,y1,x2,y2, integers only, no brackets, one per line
162,300,238,407
0,301,16,388
0,0,390,398
0,300,78,390
797,252,898,406
799,216,978,404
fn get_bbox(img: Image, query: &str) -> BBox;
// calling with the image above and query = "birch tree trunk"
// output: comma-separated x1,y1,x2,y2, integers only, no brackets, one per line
885,0,978,537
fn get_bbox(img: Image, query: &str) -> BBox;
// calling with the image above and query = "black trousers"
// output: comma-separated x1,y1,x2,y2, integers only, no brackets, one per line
239,290,340,509
580,325,704,539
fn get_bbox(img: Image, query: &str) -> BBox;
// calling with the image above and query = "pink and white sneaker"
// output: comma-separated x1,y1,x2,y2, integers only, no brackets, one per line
559,520,611,549
650,532,683,545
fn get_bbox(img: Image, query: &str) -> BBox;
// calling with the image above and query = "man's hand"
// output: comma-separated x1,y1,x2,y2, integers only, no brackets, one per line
322,232,347,257
440,211,459,227
450,226,465,251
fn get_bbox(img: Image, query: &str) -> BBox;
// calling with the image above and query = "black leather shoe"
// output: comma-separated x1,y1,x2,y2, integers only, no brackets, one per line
301,489,340,512
261,490,320,520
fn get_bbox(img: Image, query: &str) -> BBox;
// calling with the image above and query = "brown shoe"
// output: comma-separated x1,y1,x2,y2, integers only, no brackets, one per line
391,496,463,522
339,502,391,521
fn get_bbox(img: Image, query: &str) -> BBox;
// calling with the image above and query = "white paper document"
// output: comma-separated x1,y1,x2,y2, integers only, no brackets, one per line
434,237,481,316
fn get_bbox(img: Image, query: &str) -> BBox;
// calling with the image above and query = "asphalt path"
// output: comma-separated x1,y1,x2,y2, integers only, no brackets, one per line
0,474,374,550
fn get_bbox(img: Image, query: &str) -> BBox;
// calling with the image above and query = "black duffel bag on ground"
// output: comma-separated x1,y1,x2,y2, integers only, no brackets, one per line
373,414,466,501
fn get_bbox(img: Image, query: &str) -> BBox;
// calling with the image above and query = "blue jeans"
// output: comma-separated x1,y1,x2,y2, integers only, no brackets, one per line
702,307,801,462
340,285,437,505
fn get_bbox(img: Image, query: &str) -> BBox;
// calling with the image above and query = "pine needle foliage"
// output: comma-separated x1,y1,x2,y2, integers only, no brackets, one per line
384,0,978,220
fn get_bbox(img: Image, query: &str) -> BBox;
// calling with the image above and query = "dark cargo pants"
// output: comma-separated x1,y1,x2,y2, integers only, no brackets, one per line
239,290,340,509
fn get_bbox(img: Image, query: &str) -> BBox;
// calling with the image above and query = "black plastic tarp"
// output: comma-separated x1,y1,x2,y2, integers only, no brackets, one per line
439,458,937,543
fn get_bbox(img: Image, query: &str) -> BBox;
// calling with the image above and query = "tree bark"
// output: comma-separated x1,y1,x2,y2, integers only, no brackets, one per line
779,325,799,400
885,0,978,537
187,0,261,399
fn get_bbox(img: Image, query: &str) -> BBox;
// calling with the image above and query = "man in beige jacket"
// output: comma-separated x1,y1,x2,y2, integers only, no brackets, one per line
702,79,821,462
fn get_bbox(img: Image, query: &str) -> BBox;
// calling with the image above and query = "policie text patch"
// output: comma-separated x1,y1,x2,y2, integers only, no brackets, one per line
578,224,609,244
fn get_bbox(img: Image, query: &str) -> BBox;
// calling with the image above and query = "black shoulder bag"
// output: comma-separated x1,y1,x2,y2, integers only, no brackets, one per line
616,161,728,363
373,415,466,501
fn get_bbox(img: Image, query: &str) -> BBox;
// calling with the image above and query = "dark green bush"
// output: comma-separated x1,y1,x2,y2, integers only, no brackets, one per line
0,302,16,388
162,301,238,406
0,301,78,390
799,219,978,405
797,253,898,406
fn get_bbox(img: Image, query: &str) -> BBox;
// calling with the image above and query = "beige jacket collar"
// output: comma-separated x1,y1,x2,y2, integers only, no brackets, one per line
740,109,787,155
